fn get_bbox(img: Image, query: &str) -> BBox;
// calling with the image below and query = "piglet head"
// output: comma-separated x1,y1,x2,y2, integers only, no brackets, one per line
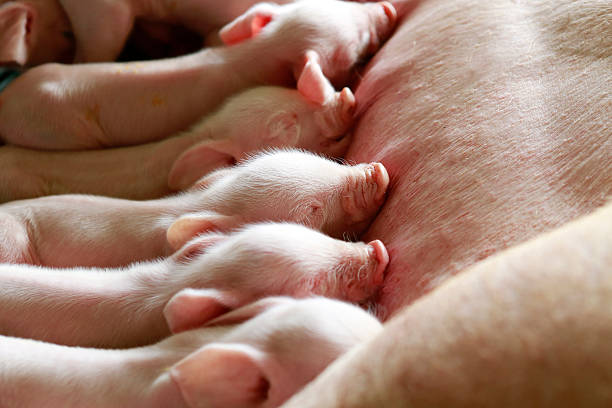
193,150,389,241
163,223,389,332
168,296,383,408
232,223,390,303
168,53,354,193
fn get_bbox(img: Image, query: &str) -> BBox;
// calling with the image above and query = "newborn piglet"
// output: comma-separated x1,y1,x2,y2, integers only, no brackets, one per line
0,223,388,348
0,149,389,268
164,222,389,334
168,51,356,190
0,296,382,408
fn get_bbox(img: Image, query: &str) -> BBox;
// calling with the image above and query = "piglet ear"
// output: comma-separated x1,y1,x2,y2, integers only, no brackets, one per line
206,297,292,327
191,166,234,191
167,212,235,251
169,143,235,191
0,3,31,66
266,111,300,146
171,343,268,408
163,288,240,334
297,50,336,105
219,3,278,45
171,233,228,262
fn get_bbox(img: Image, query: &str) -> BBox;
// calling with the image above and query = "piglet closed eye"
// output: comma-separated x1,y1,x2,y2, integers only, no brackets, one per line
163,222,389,333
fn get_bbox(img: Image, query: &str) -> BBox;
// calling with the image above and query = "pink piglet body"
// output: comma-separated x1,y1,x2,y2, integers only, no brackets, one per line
0,150,389,268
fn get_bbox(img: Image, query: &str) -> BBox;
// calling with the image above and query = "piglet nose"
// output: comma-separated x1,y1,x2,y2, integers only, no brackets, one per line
367,239,389,284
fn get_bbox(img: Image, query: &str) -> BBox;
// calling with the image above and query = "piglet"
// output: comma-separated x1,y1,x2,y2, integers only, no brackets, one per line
0,296,382,408
0,222,388,348
164,222,389,334
168,51,356,190
0,149,389,267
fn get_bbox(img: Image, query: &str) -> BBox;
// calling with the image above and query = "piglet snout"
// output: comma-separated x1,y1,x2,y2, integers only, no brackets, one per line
369,162,389,203
342,162,390,224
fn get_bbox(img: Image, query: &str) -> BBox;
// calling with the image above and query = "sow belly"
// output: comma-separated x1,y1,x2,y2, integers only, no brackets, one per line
349,0,612,319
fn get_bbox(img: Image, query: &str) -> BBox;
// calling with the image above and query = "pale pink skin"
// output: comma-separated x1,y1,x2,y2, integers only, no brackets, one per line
283,201,612,408
0,223,388,348
0,150,389,267
0,53,355,202
0,0,395,150
3,0,608,403
0,139,200,202
276,0,612,405
0,297,383,408
342,0,612,320
168,53,357,190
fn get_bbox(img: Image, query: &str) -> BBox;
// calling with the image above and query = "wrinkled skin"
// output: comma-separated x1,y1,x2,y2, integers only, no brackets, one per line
0,297,383,408
0,150,389,268
0,226,387,347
